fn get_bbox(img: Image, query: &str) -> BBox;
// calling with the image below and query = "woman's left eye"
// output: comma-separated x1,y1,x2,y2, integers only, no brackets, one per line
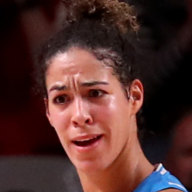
88,89,105,98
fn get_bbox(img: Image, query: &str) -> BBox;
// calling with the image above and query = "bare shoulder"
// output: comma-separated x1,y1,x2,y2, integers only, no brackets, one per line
160,189,184,192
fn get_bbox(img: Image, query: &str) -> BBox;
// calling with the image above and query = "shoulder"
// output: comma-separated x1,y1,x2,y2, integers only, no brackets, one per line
134,164,188,192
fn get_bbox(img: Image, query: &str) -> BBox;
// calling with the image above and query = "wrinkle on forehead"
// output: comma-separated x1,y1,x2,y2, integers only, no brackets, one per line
47,73,82,93
70,74,81,92
46,47,117,93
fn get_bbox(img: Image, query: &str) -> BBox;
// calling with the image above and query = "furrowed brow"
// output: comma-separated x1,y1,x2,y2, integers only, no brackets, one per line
48,85,68,93
48,81,108,93
81,81,109,87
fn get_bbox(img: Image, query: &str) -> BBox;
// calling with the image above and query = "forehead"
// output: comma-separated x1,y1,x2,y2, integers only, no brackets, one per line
45,47,117,87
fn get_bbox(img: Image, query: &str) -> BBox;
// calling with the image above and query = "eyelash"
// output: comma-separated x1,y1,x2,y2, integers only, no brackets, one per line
52,89,106,105
53,94,70,104
88,89,106,98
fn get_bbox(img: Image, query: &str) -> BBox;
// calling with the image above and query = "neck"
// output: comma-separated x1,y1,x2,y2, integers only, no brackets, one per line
77,132,154,192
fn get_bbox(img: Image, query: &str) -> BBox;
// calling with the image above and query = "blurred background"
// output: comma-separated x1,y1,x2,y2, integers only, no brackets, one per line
0,0,65,155
0,0,192,190
1,0,191,156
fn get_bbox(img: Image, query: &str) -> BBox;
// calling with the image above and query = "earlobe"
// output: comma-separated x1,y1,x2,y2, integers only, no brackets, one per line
129,79,144,114
44,97,52,124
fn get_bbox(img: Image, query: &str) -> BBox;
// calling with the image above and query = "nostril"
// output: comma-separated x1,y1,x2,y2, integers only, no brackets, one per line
72,117,92,127
73,121,78,126
85,119,90,124
71,108,93,126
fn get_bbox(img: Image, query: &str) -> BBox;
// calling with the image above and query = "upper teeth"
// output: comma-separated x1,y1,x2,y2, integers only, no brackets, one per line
77,136,97,142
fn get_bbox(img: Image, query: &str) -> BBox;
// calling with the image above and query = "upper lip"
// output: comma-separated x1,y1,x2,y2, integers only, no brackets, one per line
71,134,103,142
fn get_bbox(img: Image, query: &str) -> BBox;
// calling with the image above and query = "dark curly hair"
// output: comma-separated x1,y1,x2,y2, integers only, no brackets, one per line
35,0,140,98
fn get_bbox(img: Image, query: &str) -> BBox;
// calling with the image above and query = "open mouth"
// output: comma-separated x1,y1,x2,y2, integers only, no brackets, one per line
72,135,102,147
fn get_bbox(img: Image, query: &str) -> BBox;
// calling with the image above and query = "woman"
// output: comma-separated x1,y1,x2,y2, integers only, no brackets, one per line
35,0,188,191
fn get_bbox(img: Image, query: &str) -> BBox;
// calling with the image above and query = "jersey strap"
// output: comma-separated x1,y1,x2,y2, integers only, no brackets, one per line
134,163,188,192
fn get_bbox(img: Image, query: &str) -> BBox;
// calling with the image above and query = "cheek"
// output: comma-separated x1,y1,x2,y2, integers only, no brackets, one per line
91,102,116,125
92,100,129,138
48,110,71,150
49,109,70,133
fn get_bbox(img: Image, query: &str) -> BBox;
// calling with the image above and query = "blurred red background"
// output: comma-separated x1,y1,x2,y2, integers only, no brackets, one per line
0,0,192,156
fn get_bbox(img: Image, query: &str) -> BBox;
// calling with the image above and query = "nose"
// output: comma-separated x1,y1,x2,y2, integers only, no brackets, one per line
71,97,93,127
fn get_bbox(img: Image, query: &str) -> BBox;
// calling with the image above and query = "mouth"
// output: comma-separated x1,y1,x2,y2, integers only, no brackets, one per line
72,135,103,147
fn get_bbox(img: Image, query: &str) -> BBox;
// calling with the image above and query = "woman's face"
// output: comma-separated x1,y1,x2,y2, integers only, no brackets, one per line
45,47,143,172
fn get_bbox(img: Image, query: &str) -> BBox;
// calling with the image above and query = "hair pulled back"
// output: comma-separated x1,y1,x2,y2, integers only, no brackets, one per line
62,0,139,33
36,0,140,97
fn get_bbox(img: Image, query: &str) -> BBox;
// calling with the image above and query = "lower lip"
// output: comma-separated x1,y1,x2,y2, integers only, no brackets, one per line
72,135,103,153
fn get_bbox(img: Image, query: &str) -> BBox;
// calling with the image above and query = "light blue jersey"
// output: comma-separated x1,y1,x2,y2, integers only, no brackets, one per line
134,164,188,192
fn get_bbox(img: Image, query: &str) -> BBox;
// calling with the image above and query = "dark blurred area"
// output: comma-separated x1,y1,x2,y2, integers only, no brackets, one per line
164,109,192,191
0,0,192,159
0,0,64,155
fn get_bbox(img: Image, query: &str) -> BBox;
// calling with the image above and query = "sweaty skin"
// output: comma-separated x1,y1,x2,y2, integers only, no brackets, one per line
44,47,178,192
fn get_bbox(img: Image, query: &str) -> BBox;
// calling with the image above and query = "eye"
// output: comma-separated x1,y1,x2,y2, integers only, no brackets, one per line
88,89,105,98
53,94,70,104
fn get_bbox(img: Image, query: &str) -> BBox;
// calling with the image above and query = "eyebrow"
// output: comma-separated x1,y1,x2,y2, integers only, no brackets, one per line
81,81,109,87
48,85,68,93
48,81,109,93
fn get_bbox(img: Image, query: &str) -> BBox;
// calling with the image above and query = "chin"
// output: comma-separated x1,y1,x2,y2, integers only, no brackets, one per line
74,158,109,174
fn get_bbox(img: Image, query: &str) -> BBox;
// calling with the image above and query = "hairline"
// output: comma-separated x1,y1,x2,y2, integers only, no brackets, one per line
44,44,131,98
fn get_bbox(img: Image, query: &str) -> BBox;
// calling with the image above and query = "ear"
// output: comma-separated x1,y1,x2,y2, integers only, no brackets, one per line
44,97,53,126
128,79,144,115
